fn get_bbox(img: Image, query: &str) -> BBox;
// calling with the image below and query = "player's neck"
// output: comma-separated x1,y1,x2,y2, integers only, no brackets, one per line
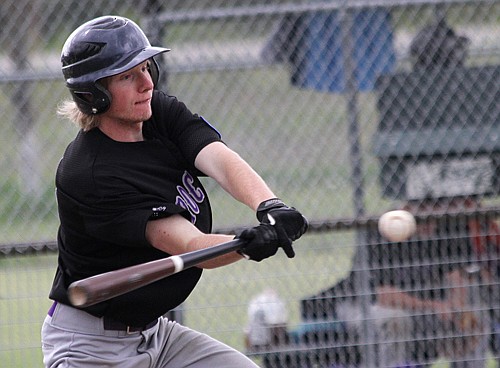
98,120,144,142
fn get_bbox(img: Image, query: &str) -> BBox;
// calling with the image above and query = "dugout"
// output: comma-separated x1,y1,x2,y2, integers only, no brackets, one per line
372,19,500,200
372,64,500,200
280,64,500,365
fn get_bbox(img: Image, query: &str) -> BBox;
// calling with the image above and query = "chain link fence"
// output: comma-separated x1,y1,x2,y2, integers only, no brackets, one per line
0,0,499,367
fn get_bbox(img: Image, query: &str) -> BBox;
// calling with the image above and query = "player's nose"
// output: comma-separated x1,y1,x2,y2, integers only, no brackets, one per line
139,72,154,92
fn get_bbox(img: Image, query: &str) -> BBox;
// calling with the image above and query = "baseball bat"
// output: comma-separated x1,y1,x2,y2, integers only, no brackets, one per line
68,238,246,308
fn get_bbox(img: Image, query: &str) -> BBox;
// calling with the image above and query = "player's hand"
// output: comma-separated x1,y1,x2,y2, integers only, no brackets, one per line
236,223,295,262
256,198,308,257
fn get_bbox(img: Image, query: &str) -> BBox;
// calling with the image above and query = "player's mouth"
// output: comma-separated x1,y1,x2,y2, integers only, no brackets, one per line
135,97,151,106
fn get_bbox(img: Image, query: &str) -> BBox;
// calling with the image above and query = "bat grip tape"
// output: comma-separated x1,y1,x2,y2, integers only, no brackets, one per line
170,255,185,273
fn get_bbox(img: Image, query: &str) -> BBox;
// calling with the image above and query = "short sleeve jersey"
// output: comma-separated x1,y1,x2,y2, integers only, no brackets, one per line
49,90,222,326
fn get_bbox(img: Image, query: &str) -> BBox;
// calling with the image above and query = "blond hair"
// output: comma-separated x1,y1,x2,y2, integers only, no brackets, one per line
57,100,100,132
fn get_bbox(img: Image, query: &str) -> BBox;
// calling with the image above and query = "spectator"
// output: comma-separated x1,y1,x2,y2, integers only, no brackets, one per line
302,197,498,367
359,197,494,366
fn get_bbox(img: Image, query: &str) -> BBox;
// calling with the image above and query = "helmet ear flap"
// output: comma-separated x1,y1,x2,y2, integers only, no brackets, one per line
149,57,161,87
71,83,111,115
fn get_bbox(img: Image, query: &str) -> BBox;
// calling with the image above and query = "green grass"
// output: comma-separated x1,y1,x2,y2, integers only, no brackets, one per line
0,254,56,367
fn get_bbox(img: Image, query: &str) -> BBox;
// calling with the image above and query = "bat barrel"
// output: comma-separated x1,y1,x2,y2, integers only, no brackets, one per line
68,257,177,307
67,284,91,307
67,238,246,308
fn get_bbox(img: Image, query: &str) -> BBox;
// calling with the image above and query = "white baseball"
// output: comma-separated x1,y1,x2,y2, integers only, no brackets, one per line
378,210,416,242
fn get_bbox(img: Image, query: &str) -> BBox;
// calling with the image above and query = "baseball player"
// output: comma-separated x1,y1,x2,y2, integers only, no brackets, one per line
41,15,307,368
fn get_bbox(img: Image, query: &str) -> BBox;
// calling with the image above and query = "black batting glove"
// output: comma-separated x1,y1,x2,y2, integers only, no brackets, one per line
256,198,309,256
236,223,292,262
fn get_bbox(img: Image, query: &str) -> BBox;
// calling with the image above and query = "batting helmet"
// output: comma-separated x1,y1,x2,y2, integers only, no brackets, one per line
61,15,170,115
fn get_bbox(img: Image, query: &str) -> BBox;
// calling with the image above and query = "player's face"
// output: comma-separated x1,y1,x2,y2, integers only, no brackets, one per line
103,61,154,125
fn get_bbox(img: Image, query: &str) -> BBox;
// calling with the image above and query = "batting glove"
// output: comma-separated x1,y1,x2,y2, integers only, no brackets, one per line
236,223,293,262
256,198,308,257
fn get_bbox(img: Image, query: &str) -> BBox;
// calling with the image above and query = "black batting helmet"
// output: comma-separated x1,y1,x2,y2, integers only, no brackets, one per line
61,15,170,115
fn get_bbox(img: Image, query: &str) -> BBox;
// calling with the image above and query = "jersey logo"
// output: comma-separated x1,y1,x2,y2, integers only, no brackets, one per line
175,171,205,224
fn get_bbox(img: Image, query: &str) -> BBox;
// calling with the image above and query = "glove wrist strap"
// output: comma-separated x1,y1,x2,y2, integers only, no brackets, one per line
256,198,286,222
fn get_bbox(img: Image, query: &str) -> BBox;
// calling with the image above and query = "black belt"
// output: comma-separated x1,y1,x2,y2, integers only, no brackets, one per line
103,317,159,334
48,301,158,334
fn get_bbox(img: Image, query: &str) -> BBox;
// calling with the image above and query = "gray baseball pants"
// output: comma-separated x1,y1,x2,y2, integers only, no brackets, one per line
41,302,259,368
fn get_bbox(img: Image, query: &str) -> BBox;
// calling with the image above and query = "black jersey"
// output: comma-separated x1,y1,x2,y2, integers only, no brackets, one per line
49,91,223,326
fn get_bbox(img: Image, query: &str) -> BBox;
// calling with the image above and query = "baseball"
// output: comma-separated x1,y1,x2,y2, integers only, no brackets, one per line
378,210,416,242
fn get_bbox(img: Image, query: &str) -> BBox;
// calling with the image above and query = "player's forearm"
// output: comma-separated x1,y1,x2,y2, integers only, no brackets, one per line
196,142,275,210
146,216,244,268
376,285,445,311
187,234,245,269
220,156,275,210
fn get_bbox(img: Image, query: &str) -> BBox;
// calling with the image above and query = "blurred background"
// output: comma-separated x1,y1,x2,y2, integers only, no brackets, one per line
0,0,499,367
